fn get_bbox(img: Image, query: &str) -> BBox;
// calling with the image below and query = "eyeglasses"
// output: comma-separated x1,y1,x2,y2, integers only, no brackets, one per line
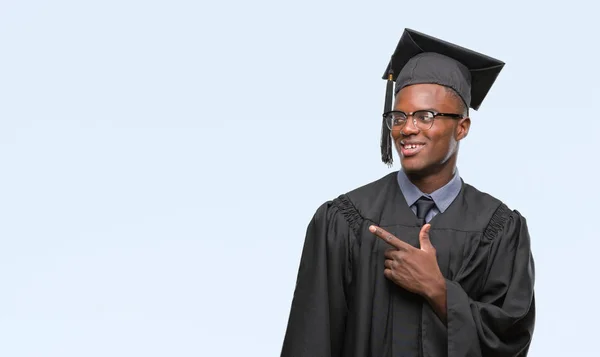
383,110,464,131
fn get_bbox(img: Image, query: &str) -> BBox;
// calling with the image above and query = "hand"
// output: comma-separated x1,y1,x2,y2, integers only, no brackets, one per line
369,224,445,299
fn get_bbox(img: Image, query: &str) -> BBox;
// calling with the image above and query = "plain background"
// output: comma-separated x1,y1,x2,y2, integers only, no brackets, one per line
1,0,598,356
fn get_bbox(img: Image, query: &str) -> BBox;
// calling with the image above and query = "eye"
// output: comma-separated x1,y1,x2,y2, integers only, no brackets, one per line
391,112,407,123
414,111,434,122
392,112,407,119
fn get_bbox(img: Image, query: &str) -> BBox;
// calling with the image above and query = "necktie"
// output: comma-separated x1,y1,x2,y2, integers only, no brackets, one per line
415,196,436,224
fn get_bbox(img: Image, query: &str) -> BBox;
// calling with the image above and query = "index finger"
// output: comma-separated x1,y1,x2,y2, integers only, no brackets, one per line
369,225,413,251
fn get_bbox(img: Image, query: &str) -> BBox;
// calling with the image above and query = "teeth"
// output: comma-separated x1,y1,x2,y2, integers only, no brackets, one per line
405,144,421,149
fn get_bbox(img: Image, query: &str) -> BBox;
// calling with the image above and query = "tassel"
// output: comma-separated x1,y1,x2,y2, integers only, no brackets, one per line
381,70,394,166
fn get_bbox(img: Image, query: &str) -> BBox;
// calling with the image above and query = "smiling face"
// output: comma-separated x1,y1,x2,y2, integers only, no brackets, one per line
392,83,471,177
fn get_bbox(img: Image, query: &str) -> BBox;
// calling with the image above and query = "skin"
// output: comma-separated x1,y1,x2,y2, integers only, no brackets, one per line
392,84,470,194
369,224,448,323
370,83,471,324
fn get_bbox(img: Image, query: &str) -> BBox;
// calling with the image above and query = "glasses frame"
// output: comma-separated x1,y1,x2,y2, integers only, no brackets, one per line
383,110,464,131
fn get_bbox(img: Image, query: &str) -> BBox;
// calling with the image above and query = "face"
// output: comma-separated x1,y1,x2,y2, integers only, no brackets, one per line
392,83,470,176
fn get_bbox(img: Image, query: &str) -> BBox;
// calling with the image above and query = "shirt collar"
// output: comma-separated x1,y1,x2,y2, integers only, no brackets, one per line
397,168,462,213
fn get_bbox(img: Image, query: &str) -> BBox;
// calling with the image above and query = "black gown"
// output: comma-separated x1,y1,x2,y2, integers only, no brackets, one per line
280,172,535,357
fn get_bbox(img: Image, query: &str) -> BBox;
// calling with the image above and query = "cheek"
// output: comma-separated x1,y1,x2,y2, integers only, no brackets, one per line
426,130,456,155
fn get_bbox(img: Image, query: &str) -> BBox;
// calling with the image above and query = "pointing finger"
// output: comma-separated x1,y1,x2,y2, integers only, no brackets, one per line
369,225,413,251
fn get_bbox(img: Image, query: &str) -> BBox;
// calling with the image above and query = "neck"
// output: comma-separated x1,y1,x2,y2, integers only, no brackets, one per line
404,157,457,194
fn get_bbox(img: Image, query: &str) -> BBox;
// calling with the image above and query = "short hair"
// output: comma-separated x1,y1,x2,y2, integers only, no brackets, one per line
444,86,469,117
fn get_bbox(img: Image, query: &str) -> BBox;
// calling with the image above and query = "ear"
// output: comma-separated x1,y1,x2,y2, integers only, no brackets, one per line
455,117,471,141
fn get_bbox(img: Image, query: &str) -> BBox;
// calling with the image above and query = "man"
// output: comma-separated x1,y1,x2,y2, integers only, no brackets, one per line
280,29,535,357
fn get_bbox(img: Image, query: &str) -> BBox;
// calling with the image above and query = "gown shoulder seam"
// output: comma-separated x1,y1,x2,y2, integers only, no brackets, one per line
482,203,511,241
331,194,365,239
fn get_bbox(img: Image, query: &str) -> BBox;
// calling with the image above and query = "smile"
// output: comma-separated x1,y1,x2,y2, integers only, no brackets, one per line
400,141,426,157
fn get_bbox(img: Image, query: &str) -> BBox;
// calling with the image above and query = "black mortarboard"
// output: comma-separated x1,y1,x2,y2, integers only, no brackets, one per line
380,28,505,165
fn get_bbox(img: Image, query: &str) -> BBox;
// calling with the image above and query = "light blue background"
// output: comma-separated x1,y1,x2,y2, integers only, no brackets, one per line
1,1,597,356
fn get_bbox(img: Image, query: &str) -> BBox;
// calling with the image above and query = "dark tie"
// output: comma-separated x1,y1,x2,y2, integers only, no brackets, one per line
415,196,436,224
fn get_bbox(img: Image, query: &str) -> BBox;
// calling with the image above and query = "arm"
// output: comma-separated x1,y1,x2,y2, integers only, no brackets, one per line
424,278,448,324
280,203,352,357
423,210,536,357
371,209,535,356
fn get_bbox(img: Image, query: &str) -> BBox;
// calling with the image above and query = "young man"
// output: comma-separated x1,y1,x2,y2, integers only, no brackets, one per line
280,29,536,357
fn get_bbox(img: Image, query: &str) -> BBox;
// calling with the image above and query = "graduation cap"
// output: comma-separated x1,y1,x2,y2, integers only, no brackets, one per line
380,28,505,165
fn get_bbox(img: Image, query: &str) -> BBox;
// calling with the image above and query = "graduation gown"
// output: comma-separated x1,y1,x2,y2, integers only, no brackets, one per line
280,172,535,357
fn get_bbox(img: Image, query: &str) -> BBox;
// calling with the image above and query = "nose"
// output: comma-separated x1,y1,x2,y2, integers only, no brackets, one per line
401,118,420,136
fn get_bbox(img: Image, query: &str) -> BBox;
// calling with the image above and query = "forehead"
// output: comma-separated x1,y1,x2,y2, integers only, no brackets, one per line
393,83,454,111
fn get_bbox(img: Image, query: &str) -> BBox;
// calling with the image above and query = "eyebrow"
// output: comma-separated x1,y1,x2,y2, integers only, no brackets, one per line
392,107,440,113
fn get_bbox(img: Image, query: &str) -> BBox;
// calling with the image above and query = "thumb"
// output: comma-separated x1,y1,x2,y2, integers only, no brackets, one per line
419,224,433,251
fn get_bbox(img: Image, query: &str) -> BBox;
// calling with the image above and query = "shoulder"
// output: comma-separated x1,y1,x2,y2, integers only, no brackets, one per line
462,182,525,216
462,183,504,210
342,172,399,219
462,183,530,239
344,171,398,200
310,172,398,229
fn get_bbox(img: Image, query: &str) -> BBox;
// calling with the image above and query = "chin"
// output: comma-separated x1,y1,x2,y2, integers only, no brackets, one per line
399,159,427,174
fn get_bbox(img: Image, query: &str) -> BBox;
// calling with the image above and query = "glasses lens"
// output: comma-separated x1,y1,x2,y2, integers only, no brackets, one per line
414,111,435,130
385,112,407,130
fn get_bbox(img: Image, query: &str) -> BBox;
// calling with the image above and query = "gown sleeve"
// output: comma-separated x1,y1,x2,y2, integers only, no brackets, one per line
280,201,355,357
423,208,536,357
